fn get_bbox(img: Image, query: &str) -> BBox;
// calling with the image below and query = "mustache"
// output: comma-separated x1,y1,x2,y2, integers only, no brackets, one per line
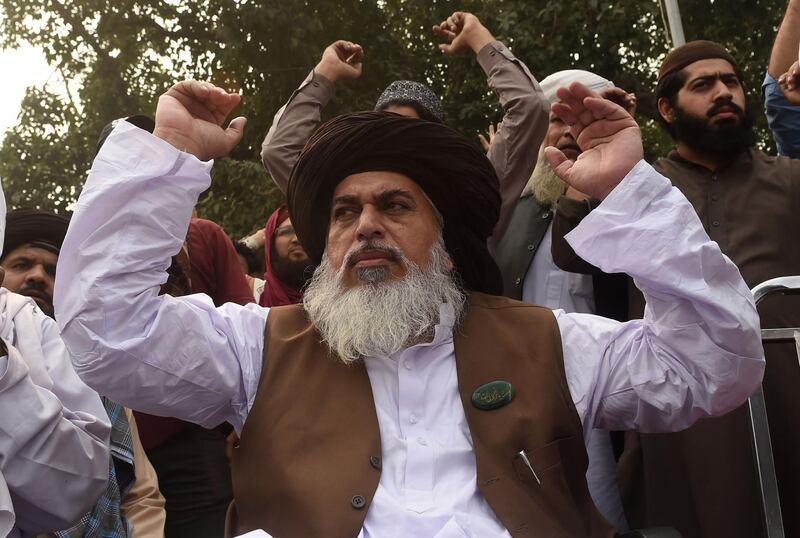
344,241,403,268
18,284,52,304
707,100,744,118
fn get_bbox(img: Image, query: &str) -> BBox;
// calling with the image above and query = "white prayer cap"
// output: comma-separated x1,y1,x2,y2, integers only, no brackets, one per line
539,70,614,104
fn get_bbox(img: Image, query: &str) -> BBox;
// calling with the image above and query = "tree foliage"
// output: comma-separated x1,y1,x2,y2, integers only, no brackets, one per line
0,0,789,237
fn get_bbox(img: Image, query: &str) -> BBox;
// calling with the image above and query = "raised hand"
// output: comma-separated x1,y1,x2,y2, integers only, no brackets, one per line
314,40,363,83
544,82,642,200
433,11,494,55
478,122,499,151
153,80,246,161
778,60,800,104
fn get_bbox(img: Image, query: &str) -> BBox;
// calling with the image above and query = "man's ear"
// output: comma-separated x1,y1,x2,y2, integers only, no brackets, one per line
657,97,676,124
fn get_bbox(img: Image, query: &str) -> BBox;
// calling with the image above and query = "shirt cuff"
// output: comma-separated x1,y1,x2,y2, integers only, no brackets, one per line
555,195,596,220
0,356,7,378
303,70,336,105
476,40,516,73
98,120,213,188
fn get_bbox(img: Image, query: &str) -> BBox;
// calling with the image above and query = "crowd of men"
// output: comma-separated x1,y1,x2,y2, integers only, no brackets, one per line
2,3,799,537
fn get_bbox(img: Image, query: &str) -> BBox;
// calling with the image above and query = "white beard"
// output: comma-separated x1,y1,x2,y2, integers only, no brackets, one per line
303,237,465,364
525,145,568,207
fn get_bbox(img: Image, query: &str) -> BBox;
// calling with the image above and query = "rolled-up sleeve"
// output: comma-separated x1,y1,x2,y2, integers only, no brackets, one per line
763,70,800,158
54,122,267,435
556,160,764,437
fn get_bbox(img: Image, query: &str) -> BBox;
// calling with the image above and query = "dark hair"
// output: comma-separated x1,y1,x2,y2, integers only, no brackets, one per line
233,240,263,275
655,68,688,139
655,63,746,139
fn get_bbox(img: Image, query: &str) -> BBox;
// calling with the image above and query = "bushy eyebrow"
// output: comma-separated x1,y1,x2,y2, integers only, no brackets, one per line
331,189,416,207
687,72,739,85
376,189,416,207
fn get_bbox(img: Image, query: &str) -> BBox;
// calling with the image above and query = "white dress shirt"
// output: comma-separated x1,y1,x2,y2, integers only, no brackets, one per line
55,122,765,537
522,220,595,315
0,290,110,537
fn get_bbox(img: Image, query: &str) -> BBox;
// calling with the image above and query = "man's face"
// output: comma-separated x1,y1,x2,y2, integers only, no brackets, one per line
544,111,581,161
671,58,746,126
659,59,754,161
1,245,58,317
270,218,311,288
326,171,443,289
383,104,420,119
273,218,308,263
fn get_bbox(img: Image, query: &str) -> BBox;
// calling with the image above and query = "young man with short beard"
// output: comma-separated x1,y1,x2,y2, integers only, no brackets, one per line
54,68,766,536
619,37,800,538
551,25,800,538
257,207,312,307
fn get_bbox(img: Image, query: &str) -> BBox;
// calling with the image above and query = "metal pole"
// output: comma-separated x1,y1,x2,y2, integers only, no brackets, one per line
664,0,687,47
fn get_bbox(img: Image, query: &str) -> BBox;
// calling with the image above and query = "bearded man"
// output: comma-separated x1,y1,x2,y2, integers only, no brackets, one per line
55,78,763,537
494,70,635,531
257,207,312,307
552,37,800,538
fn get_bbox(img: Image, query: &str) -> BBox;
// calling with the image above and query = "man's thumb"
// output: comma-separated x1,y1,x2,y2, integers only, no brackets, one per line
225,116,247,147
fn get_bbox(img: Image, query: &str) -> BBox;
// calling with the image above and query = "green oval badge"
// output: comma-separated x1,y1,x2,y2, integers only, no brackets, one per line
471,380,515,410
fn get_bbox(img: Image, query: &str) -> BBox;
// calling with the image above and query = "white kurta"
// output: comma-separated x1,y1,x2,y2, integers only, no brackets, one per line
0,290,110,537
55,122,765,537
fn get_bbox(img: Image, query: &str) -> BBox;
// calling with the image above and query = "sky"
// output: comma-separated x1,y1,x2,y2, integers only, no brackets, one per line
0,44,53,138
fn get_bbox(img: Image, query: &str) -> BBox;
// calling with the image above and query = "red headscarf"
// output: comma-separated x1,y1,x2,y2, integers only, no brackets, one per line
259,206,305,307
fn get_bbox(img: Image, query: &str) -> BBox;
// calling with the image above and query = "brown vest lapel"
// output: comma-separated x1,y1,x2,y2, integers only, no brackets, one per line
231,304,381,537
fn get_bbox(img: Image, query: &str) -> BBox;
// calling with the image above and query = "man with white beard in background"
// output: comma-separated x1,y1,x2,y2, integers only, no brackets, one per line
55,77,764,537
493,70,636,531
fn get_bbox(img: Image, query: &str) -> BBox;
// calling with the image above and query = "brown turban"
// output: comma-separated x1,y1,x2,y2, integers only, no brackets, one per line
287,111,503,295
658,40,741,82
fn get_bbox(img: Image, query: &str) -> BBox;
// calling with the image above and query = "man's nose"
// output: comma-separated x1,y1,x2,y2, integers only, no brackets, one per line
25,264,49,285
355,205,386,241
712,80,734,101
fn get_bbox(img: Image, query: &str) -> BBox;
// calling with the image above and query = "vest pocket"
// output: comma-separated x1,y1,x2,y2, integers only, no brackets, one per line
513,437,572,483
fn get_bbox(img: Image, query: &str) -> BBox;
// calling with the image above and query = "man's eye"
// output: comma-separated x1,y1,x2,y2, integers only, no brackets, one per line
387,202,410,212
333,207,357,220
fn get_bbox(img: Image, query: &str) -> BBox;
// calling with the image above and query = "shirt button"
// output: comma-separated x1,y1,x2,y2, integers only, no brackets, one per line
417,437,428,446
542,211,551,219
711,195,718,202
369,455,382,470
712,220,720,227
409,414,419,424
515,277,522,285
527,244,535,251
351,495,366,509
403,360,413,370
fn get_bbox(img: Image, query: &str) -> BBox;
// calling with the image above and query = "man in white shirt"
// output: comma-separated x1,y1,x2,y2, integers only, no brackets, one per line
0,192,110,536
54,78,764,537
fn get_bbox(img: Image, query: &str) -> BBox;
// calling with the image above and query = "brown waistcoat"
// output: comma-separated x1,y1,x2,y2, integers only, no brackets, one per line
229,292,615,537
